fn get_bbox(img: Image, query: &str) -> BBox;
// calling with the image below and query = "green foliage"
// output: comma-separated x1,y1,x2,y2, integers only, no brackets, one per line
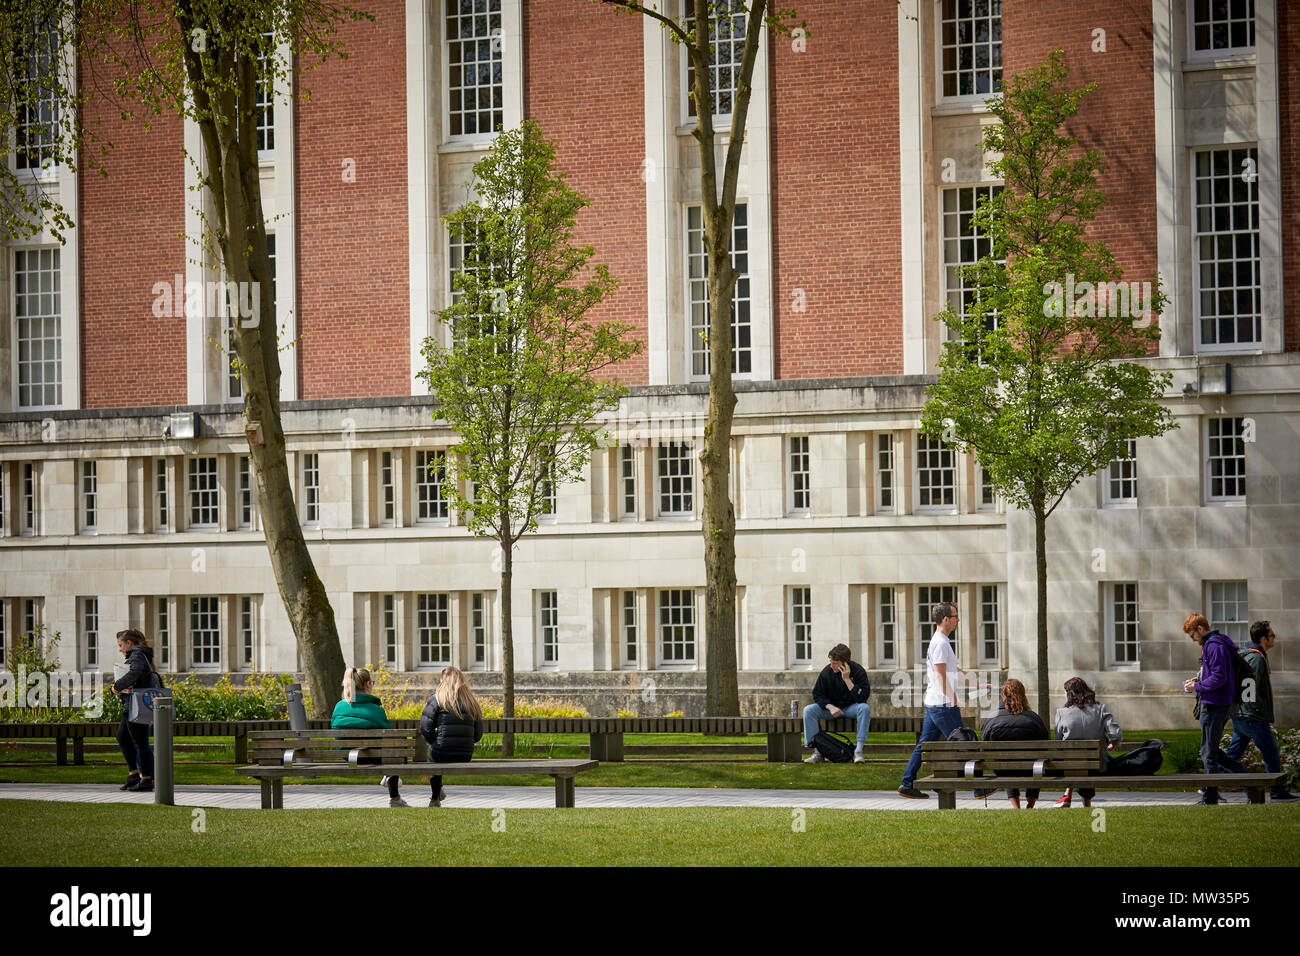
616,708,637,718
1220,729,1300,789
5,625,61,677
477,697,590,719
67,672,293,724
1167,740,1203,774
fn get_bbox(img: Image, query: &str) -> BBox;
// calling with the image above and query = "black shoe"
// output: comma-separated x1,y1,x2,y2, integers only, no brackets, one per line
134,778,154,793
120,775,141,791
897,787,930,799
972,787,1001,799
1194,796,1221,805
1271,790,1298,801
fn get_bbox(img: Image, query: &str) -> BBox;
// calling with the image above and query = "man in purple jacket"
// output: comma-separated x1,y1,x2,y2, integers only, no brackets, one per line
1182,612,1239,805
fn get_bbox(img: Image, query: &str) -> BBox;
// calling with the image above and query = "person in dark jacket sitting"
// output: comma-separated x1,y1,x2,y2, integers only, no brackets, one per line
802,644,871,763
981,678,1049,809
419,666,484,807
111,628,159,792
331,666,408,807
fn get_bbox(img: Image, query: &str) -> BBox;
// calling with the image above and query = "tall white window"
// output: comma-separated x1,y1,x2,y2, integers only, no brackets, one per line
82,597,99,668
237,455,256,530
14,21,60,170
188,457,219,528
787,436,810,515
1190,0,1255,53
789,586,812,665
684,0,746,118
154,458,170,532
538,590,559,666
1208,580,1249,645
445,0,503,138
470,593,487,669
1194,146,1260,349
14,247,62,408
538,447,557,520
979,585,1000,664
977,463,998,510
382,594,398,666
415,450,450,523
619,445,637,519
417,593,451,666
190,596,221,669
657,442,694,518
1104,438,1138,506
156,598,170,670
875,434,896,514
80,460,97,533
255,36,275,153
379,451,395,525
917,436,956,511
942,186,1002,347
659,589,696,665
939,0,1002,98
302,453,320,526
22,599,38,641
1107,582,1139,668
21,463,37,535
1206,417,1246,502
240,596,255,668
687,203,750,378
918,585,959,666
877,586,898,666
621,590,638,667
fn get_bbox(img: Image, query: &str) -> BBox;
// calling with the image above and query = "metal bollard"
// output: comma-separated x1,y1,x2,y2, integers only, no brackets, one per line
286,683,308,731
154,695,175,806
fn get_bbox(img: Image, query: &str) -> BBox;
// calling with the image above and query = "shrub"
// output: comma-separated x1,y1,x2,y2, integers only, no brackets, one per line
1221,728,1300,789
664,710,684,718
1166,740,1202,774
616,708,636,718
476,697,588,719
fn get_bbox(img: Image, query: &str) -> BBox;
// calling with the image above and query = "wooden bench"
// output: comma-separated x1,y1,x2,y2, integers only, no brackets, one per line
918,739,1287,809
233,728,598,808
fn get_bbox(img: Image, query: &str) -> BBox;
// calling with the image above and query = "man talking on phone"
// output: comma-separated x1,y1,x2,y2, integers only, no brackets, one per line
802,644,872,763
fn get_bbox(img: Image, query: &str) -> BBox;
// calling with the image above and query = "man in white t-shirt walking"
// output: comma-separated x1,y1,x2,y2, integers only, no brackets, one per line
898,601,969,799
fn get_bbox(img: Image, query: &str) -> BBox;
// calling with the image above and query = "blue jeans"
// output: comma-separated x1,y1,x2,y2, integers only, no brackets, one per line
803,702,871,747
900,704,964,789
1199,703,1233,802
1224,717,1289,795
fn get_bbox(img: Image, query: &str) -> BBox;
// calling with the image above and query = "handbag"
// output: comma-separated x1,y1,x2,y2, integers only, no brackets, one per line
127,657,168,725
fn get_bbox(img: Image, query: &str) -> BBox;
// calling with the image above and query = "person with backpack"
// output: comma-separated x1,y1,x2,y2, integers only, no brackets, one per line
1220,621,1297,801
802,643,872,763
1181,612,1241,805
419,666,484,807
110,628,160,793
982,678,1049,808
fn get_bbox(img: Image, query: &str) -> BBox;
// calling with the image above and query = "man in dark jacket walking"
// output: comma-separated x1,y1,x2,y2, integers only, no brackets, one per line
1221,621,1297,801
1182,613,1240,805
803,643,871,763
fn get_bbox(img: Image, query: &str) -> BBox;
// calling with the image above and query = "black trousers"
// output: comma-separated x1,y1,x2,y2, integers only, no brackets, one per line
116,715,154,777
429,751,473,794
358,756,400,798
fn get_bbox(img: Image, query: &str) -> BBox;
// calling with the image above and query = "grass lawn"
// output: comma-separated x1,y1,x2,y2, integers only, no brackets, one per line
1,799,1296,866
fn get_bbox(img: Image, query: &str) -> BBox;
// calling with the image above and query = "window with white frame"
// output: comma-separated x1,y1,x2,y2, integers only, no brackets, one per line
979,584,1000,664
687,203,750,378
82,597,98,668
942,186,1002,348
1206,416,1246,501
302,453,320,526
538,447,557,519
417,593,451,666
1190,0,1254,53
538,590,559,666
657,442,694,517
21,463,37,535
154,458,170,532
659,589,696,664
875,434,896,514
240,596,255,668
237,455,256,530
470,593,487,668
877,586,898,666
789,586,812,665
939,0,1002,99
188,457,219,528
1106,582,1139,668
788,437,810,515
1208,580,1249,645
382,594,398,666
917,436,956,511
1103,438,1137,505
14,20,61,170
917,585,959,666
80,460,97,533
446,0,503,138
190,596,221,669
156,598,170,670
1194,146,1260,349
683,0,746,118
415,450,450,523
22,598,38,641
14,247,62,408
255,35,275,153
619,445,637,519
379,451,395,526
621,590,638,667
977,463,997,510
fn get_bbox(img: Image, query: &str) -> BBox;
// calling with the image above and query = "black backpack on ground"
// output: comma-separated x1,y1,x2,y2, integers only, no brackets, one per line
1107,738,1165,776
811,731,855,763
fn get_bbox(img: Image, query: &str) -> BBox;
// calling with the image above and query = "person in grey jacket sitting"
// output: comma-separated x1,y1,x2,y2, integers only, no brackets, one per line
1052,676,1121,808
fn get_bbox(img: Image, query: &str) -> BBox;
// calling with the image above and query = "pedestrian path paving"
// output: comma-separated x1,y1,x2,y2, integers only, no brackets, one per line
0,782,1210,811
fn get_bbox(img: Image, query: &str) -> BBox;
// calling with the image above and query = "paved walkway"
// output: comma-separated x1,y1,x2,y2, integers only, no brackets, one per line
0,782,1211,811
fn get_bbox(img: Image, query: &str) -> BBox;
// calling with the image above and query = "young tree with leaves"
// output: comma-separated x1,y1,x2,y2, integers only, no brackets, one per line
1,0,370,716
595,0,802,716
418,121,640,754
920,51,1176,719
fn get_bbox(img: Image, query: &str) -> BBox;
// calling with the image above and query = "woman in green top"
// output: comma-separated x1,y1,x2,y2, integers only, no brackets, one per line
330,667,407,807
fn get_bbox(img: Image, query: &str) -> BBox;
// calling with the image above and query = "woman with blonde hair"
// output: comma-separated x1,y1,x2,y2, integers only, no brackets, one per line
981,678,1050,808
331,666,408,807
419,666,484,807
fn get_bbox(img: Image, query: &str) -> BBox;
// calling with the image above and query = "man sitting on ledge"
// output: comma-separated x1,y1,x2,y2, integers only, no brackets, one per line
803,643,872,764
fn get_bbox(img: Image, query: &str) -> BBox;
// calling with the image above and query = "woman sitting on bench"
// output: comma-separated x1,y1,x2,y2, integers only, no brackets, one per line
331,666,408,808
1052,676,1121,809
981,678,1049,809
419,666,484,807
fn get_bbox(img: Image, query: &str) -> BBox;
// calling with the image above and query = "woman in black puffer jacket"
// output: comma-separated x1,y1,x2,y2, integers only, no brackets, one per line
419,666,484,807
981,678,1050,809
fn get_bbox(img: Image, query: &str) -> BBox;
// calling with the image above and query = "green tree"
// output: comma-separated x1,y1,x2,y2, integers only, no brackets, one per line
596,0,803,715
0,0,370,716
418,121,640,754
920,51,1176,719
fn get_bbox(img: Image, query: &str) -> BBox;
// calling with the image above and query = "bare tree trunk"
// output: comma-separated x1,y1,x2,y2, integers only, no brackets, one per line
1034,500,1050,721
500,537,515,757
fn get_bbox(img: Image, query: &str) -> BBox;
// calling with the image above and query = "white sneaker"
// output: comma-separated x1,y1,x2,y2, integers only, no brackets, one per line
804,750,826,763
853,753,867,764
379,775,390,789
389,797,409,808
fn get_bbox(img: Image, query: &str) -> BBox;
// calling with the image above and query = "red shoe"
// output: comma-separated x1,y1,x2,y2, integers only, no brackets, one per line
1053,794,1072,808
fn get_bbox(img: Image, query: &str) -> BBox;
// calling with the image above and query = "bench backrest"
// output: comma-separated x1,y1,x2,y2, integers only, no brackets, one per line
248,728,420,766
921,739,1104,776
